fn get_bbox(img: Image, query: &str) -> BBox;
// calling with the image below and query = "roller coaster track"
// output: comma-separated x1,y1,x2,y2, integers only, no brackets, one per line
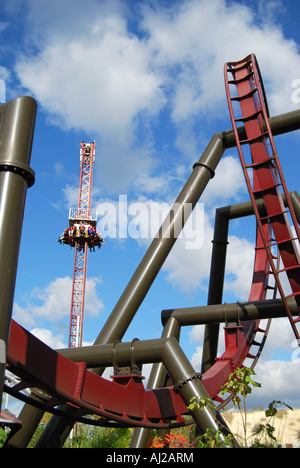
3,55,300,443
224,53,300,342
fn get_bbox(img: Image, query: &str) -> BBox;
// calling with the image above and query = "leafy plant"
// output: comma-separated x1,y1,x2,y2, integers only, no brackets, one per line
0,427,7,447
220,368,293,447
66,426,132,448
220,367,261,447
251,400,293,448
196,428,233,448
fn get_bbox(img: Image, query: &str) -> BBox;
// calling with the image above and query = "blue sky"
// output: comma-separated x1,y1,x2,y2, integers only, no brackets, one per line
1,0,300,412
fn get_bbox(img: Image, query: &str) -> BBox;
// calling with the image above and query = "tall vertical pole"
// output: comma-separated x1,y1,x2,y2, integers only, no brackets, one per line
69,243,88,348
0,96,36,410
68,142,96,349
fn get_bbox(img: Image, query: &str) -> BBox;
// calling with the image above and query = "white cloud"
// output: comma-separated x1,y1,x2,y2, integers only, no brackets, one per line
249,359,300,408
13,276,104,328
201,155,246,206
257,317,299,358
29,277,73,321
14,0,300,194
16,31,164,138
30,328,66,350
162,209,213,292
142,0,300,119
224,235,255,300
84,277,105,317
190,345,203,372
12,303,36,328
0,65,10,81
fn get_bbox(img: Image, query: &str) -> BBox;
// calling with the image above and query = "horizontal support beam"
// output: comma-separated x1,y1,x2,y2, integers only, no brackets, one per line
57,298,297,367
161,297,298,328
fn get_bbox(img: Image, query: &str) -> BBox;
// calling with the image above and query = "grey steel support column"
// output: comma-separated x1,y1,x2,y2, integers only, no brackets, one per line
130,316,180,448
201,198,261,373
0,97,36,410
202,205,229,374
202,191,300,373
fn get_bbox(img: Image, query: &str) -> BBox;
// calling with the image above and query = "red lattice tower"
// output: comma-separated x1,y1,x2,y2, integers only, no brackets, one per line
58,142,104,348
69,142,96,348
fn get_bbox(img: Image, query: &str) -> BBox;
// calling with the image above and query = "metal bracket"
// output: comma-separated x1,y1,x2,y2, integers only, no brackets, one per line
112,338,142,377
193,162,215,179
224,301,243,327
173,373,202,394
0,160,35,188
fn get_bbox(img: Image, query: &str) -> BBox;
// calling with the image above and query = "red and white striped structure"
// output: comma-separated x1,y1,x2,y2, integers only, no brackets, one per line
68,141,97,348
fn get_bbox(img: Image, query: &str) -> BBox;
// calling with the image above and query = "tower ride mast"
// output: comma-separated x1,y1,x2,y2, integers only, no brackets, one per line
58,141,104,348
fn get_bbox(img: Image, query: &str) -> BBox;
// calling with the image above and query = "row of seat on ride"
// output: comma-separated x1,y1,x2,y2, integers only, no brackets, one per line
58,223,105,251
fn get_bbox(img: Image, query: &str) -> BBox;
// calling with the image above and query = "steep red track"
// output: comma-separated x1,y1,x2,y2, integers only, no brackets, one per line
224,53,300,341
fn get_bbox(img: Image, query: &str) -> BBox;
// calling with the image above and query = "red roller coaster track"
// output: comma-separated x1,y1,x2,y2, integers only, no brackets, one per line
224,53,300,341
3,54,300,442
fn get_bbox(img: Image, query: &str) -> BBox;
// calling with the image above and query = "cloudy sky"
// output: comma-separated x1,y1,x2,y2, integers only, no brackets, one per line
1,0,300,412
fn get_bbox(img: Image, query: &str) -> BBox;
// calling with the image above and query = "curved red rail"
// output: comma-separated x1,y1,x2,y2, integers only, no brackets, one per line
224,53,300,341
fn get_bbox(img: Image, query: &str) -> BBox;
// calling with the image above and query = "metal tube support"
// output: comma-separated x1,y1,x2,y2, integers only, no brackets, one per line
0,97,36,410
57,296,296,448
130,316,180,448
202,205,229,374
160,297,299,327
59,297,298,366
159,337,230,443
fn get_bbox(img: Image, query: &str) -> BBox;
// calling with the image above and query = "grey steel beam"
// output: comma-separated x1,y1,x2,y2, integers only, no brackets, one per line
58,297,298,366
160,297,299,328
202,200,230,374
130,314,180,447
0,96,36,410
